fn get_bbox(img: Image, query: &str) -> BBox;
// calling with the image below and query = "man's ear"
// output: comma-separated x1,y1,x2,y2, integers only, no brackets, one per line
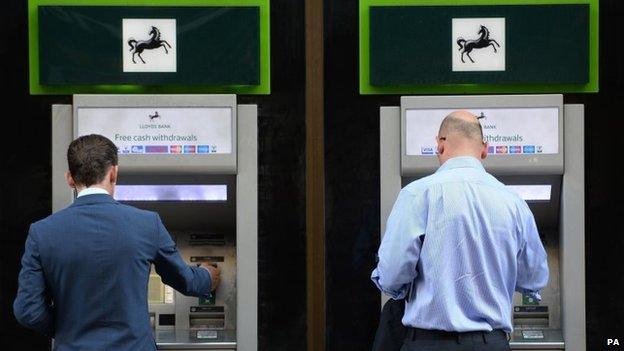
65,171,76,189
480,142,489,160
437,139,445,156
109,165,119,185
108,166,119,184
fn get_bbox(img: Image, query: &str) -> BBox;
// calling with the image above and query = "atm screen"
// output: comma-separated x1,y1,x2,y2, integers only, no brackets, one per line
506,185,551,202
405,107,559,156
115,185,228,202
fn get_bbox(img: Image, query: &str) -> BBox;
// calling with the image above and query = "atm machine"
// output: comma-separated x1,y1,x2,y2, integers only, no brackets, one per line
379,95,585,350
51,95,257,351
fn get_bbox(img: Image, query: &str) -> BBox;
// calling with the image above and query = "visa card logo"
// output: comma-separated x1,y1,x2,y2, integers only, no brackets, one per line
119,146,131,154
488,146,495,154
509,146,522,154
197,145,210,154
496,146,508,154
421,147,435,155
184,145,196,154
131,145,144,154
170,145,182,154
523,145,535,154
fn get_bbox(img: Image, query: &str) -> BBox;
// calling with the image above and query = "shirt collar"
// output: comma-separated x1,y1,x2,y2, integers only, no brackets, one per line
77,187,110,198
436,156,485,173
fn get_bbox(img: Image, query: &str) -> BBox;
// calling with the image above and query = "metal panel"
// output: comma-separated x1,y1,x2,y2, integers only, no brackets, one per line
379,106,402,308
380,102,584,350
52,104,74,212
236,105,258,350
561,105,586,351
73,94,237,174
401,95,564,176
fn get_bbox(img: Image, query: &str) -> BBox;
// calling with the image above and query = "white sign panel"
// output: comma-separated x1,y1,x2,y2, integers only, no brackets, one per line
77,107,232,155
123,19,177,72
405,107,559,156
452,18,505,72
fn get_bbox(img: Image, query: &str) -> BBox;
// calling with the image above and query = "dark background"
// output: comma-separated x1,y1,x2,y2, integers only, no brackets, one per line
1,0,623,350
325,0,624,350
0,0,306,350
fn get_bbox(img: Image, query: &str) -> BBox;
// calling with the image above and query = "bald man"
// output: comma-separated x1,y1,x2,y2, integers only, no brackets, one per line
372,111,548,351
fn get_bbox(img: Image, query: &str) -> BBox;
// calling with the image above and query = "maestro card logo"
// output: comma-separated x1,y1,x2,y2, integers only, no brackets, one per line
452,18,505,72
123,19,177,72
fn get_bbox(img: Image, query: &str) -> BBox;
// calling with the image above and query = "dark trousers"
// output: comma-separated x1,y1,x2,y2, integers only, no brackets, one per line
400,328,510,351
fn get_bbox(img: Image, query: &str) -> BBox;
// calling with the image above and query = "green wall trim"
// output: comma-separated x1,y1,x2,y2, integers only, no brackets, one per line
359,0,599,94
29,0,270,95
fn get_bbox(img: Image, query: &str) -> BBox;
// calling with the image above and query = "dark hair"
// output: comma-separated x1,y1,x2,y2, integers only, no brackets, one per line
67,134,118,187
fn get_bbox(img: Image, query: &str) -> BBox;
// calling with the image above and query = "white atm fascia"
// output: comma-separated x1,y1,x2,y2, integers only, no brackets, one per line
400,94,564,176
74,94,237,174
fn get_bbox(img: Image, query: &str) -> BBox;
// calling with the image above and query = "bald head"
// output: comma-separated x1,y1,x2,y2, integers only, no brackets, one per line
436,110,488,164
438,110,484,144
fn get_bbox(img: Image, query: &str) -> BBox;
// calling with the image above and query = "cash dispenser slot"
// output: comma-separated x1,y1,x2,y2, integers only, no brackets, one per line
513,306,549,328
190,306,226,330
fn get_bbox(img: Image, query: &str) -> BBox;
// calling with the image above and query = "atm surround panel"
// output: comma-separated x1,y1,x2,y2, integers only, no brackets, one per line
52,99,259,350
382,100,585,350
116,174,237,341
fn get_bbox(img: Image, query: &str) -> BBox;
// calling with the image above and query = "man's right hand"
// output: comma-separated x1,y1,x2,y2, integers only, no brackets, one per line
201,263,221,291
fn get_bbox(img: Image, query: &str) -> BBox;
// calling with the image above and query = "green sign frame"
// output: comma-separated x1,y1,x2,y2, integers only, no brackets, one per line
29,0,271,95
359,0,598,94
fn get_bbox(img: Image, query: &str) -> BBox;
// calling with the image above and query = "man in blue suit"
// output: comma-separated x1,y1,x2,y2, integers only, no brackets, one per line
14,134,221,350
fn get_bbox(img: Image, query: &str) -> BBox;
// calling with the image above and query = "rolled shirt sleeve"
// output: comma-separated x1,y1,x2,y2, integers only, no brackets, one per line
372,189,426,299
153,214,212,297
515,207,549,300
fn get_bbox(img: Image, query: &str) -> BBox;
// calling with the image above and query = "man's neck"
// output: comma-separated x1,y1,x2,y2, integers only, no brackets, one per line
441,153,480,165
76,185,111,195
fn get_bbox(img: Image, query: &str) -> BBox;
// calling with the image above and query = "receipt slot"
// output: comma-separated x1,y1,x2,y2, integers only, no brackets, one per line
379,95,585,351
51,95,257,351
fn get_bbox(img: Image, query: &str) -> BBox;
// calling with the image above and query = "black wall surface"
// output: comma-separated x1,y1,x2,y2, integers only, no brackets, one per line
0,1,306,350
325,0,624,350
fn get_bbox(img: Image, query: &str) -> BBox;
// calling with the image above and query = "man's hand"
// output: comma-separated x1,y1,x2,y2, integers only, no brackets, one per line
200,263,221,291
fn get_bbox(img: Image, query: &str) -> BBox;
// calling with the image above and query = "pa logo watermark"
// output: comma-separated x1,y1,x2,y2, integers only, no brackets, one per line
607,338,620,346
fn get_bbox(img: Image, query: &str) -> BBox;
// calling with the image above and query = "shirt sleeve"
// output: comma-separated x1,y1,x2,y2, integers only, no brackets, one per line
371,189,426,299
13,225,55,337
152,214,212,297
515,207,549,300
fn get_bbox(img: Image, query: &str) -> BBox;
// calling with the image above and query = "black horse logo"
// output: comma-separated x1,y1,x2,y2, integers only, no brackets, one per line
457,25,501,63
128,26,172,64
149,111,161,121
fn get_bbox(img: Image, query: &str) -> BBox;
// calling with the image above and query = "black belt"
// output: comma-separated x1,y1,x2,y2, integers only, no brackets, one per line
406,328,509,344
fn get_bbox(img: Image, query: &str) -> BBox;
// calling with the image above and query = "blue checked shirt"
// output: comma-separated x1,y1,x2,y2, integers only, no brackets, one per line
372,156,548,333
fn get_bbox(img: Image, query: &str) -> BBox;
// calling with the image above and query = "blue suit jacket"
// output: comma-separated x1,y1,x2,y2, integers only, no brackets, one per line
14,194,212,351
